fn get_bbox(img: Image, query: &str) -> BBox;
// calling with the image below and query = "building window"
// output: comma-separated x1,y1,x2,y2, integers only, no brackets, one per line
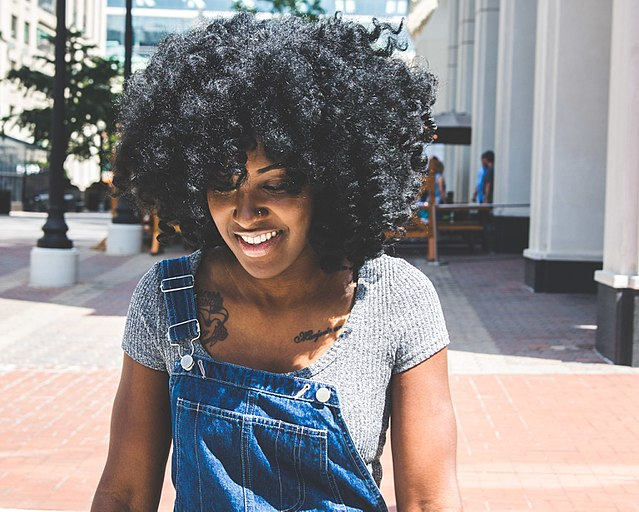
24,22,31,45
37,26,53,52
11,15,18,39
386,0,396,14
335,0,356,13
38,0,55,13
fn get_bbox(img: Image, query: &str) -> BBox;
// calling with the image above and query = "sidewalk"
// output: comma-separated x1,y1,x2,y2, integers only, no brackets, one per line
1,212,638,511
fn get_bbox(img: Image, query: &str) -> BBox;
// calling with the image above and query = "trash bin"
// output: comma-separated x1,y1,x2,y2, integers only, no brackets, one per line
0,190,11,215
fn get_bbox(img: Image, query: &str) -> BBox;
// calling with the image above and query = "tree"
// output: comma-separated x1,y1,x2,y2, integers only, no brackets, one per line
2,29,122,176
232,0,325,21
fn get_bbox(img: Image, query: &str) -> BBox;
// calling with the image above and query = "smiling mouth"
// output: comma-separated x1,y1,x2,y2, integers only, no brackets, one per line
236,230,281,245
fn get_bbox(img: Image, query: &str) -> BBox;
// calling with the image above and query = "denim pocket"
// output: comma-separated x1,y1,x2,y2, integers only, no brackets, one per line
174,397,328,512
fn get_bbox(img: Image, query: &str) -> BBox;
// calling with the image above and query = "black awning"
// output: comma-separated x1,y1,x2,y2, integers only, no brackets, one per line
433,112,471,145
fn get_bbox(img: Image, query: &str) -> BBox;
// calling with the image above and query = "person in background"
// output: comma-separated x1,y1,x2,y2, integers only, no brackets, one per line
432,156,447,206
472,150,494,204
417,156,446,223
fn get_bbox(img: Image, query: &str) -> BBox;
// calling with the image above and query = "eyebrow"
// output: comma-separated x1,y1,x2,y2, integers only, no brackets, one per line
256,162,287,174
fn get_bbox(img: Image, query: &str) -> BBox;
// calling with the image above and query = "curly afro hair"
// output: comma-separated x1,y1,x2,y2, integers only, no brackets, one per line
114,12,437,272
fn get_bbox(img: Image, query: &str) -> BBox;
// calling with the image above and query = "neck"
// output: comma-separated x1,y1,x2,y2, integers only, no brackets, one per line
223,250,353,309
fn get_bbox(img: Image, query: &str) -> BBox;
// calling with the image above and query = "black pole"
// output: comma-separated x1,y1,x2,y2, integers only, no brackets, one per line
113,0,138,224
124,0,133,80
38,0,72,249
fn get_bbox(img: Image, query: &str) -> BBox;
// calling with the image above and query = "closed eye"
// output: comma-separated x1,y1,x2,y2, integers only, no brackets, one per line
262,183,289,194
209,187,236,196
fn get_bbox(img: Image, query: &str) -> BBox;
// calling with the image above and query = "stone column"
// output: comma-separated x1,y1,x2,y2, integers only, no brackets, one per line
492,0,537,252
446,0,459,112
594,0,639,366
443,0,459,191
523,0,612,293
469,0,499,194
452,0,475,202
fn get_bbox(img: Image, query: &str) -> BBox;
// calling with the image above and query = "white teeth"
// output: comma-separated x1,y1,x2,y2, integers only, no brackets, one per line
239,231,279,245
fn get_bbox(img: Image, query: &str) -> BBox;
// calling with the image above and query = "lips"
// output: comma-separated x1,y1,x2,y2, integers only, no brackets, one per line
234,229,283,257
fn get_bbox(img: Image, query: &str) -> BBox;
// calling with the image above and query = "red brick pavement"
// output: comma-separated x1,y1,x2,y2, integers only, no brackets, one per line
1,370,638,511
2,215,639,511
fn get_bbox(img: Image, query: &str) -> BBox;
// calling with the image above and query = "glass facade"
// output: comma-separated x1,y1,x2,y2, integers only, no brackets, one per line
107,0,234,9
105,0,409,65
24,22,31,45
37,26,54,52
106,0,408,15
38,0,55,13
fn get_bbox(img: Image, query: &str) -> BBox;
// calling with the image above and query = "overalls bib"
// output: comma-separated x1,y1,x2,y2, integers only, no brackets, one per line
160,256,389,512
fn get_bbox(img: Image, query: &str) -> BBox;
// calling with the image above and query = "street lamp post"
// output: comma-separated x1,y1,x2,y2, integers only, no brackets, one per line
30,0,79,287
107,0,143,254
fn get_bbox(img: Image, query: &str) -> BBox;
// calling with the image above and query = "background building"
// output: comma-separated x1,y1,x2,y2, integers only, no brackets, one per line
0,0,106,204
411,0,639,366
104,0,409,68
1,0,410,201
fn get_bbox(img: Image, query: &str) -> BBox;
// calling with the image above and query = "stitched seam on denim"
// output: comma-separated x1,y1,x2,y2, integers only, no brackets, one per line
297,429,306,512
177,398,327,436
241,414,250,511
194,404,203,511
274,427,283,512
282,428,303,512
174,400,183,510
245,392,255,512
324,440,346,509
328,472,346,510
172,373,340,407
336,412,388,512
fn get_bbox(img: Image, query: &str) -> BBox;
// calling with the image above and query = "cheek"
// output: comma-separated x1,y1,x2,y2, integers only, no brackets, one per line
288,198,313,233
207,197,230,230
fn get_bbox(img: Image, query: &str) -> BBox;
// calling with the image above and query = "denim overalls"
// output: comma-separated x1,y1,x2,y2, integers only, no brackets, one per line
160,256,389,512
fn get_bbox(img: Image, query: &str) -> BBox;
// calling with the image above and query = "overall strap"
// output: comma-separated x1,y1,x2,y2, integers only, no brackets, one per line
159,255,200,343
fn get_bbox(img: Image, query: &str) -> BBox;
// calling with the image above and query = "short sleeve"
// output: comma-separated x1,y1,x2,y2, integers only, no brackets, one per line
391,258,450,374
121,263,167,372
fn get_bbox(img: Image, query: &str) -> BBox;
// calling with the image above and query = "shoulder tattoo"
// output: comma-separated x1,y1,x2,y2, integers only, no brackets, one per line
196,289,229,347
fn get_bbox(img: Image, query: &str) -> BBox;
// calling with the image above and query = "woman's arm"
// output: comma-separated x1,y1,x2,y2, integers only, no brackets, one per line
91,354,172,511
391,347,462,512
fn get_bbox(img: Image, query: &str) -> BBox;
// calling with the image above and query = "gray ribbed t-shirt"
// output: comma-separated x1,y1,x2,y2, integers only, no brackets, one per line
122,251,450,486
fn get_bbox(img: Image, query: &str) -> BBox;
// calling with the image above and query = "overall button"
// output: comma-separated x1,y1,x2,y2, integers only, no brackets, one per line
180,354,195,371
315,387,331,403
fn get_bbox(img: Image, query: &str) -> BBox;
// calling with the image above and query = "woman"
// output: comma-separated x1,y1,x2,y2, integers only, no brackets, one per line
92,13,462,512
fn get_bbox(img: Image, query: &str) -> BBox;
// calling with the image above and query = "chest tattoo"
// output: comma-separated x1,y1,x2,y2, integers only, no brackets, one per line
293,325,343,344
196,289,229,347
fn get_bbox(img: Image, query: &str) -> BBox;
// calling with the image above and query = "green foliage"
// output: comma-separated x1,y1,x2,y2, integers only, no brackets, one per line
232,0,325,21
2,29,122,172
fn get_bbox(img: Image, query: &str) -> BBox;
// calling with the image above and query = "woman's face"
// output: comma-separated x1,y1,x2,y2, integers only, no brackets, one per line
207,146,315,280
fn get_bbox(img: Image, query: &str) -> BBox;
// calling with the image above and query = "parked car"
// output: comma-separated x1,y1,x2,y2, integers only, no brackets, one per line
27,186,84,213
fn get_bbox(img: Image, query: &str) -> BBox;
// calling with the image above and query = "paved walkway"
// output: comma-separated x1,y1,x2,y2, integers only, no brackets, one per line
1,212,638,511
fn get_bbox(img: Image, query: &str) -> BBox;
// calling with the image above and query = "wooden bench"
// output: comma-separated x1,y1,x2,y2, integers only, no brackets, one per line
435,204,492,251
388,200,494,260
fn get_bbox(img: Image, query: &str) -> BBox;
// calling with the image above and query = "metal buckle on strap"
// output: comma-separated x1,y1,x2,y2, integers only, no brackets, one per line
160,274,195,293
167,318,201,341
